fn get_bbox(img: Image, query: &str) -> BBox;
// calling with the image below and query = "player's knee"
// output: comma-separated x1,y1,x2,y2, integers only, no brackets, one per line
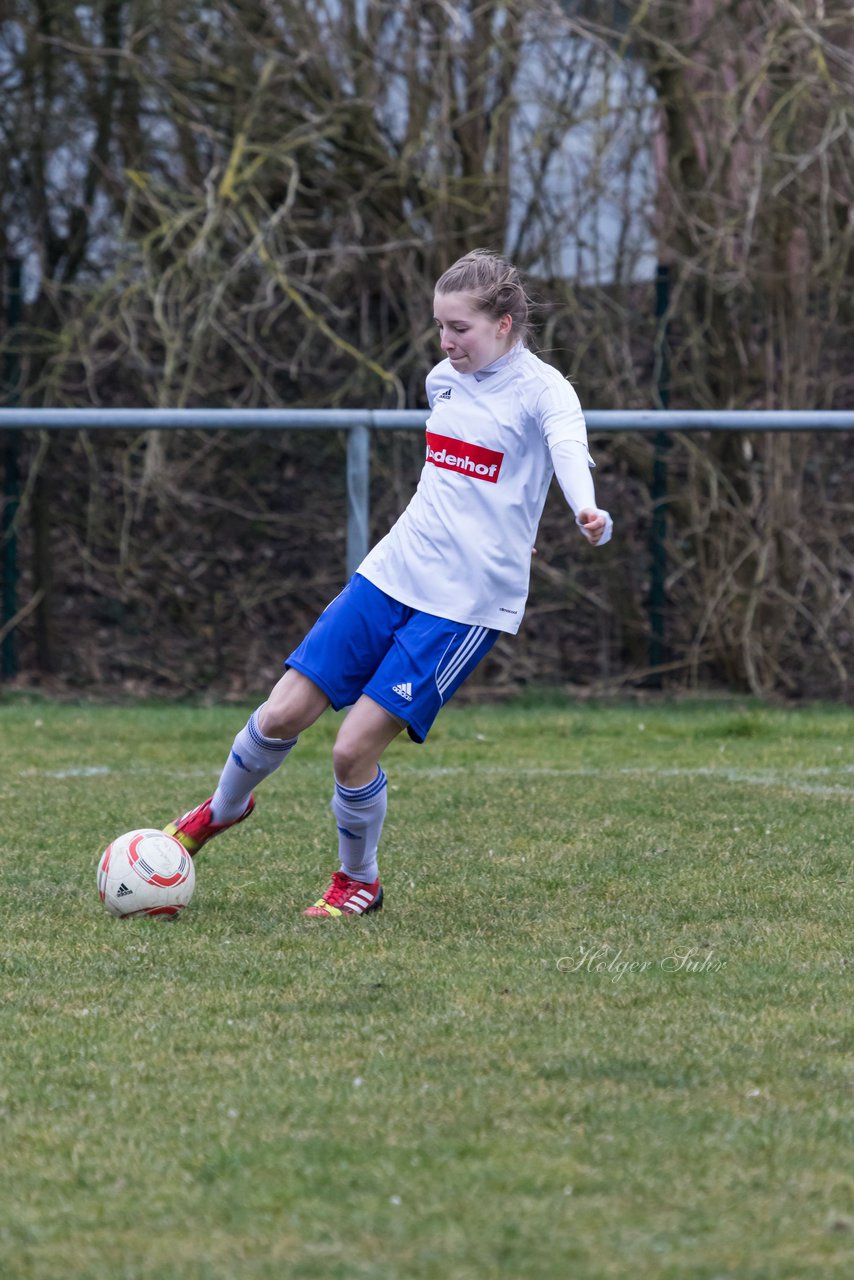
257,703,299,740
256,690,304,741
331,734,356,779
257,671,328,740
332,732,369,786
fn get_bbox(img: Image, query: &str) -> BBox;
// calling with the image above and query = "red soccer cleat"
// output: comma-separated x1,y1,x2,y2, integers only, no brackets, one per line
163,795,255,857
304,871,384,919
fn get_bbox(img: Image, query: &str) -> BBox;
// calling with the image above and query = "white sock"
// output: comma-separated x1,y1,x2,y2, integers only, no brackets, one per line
331,767,388,884
211,708,297,822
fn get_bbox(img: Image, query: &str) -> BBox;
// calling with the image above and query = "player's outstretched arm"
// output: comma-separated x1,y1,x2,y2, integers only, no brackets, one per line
549,438,612,547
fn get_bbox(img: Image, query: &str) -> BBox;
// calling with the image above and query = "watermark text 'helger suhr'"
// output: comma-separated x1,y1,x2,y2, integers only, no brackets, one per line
556,944,726,983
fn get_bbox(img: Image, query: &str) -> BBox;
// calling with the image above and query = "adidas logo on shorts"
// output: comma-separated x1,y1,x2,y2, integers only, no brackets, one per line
392,681,413,702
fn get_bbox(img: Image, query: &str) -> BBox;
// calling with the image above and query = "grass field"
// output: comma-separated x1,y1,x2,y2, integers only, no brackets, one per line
0,693,851,1280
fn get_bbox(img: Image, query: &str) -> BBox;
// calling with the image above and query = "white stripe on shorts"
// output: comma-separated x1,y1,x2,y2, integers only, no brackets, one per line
436,625,489,699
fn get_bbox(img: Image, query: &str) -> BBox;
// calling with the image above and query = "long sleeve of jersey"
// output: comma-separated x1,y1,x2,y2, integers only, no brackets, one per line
550,438,597,517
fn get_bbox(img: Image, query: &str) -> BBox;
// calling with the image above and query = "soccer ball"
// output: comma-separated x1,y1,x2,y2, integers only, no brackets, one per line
97,828,195,918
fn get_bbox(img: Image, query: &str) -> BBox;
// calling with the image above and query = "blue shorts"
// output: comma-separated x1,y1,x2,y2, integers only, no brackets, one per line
286,574,499,742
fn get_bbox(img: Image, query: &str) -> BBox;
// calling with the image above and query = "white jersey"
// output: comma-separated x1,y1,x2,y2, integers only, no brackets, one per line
358,344,595,634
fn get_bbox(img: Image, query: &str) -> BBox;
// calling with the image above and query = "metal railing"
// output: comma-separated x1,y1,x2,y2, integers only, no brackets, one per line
1,407,853,680
2,407,853,575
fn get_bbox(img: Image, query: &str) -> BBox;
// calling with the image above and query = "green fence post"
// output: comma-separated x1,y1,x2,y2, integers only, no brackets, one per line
648,263,671,686
2,257,22,680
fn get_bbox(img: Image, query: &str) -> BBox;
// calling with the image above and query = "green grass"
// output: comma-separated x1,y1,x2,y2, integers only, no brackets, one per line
0,694,852,1280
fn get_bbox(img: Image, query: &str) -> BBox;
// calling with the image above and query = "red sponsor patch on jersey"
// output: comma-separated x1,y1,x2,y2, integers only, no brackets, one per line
425,432,504,483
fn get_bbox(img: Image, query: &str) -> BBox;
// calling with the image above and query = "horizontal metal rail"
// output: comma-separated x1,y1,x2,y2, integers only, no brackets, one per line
1,408,854,430
1,407,852,591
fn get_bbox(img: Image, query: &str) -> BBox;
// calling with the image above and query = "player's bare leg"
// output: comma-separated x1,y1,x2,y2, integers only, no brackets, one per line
332,694,405,787
256,668,331,740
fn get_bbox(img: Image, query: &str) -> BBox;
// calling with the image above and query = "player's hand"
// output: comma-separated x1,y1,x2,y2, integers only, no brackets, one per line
577,507,613,546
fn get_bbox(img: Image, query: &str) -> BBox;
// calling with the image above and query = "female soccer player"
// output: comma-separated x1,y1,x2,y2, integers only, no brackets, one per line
165,250,612,917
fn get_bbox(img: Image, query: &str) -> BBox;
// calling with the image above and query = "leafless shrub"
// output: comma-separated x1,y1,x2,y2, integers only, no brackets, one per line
1,1,852,699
